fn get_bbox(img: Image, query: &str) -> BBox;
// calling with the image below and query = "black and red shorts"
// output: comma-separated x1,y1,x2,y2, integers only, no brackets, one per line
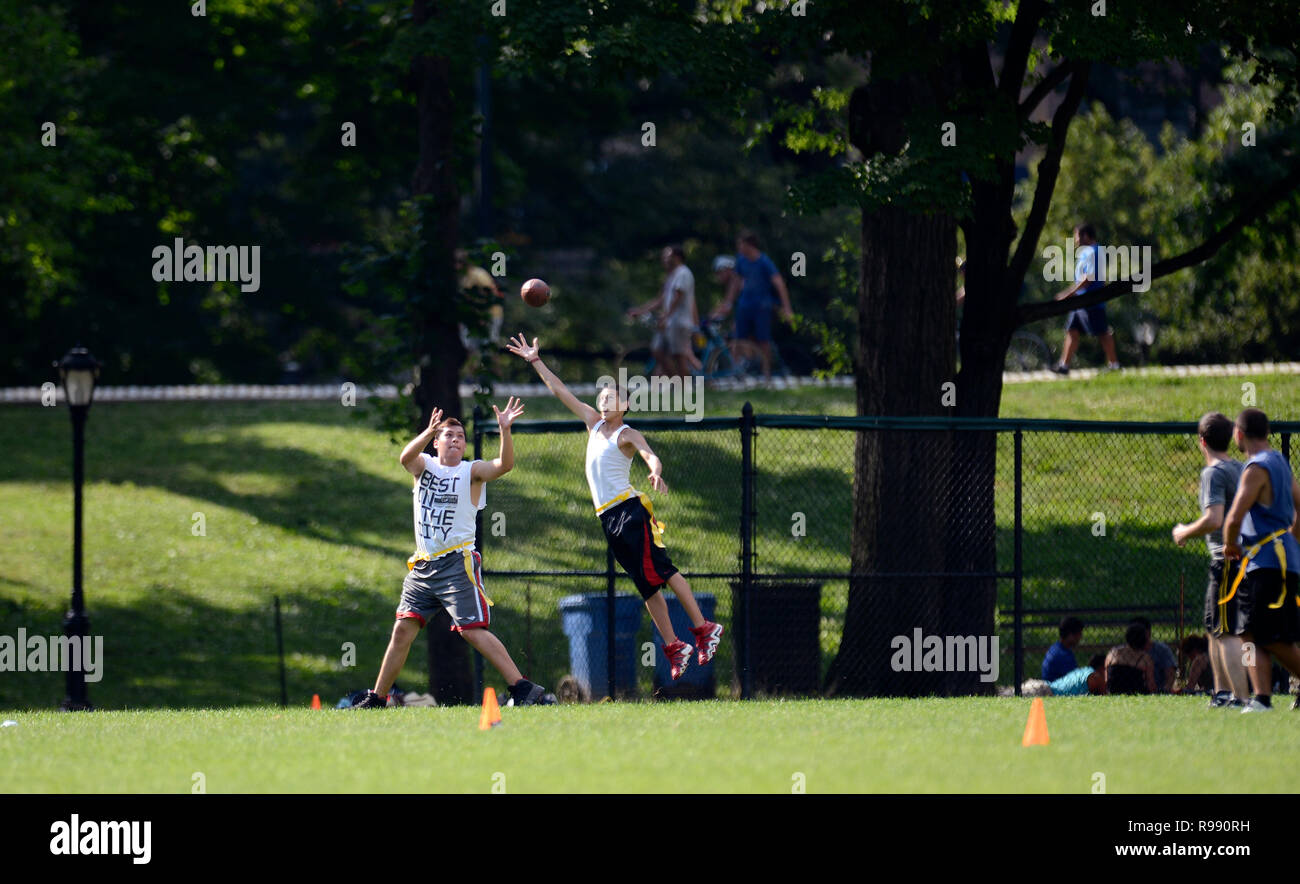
599,497,678,600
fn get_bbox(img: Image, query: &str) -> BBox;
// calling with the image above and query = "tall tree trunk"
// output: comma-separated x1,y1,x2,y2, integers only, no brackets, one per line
412,0,472,705
823,73,959,695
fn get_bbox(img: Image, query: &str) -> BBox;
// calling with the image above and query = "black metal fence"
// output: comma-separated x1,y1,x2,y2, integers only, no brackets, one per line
466,406,1300,699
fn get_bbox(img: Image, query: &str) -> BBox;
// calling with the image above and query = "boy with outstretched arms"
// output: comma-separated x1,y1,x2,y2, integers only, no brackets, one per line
352,398,553,708
506,333,724,679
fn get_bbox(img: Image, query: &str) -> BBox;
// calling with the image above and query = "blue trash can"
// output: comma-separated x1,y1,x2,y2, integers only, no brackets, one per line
559,593,643,699
652,593,717,699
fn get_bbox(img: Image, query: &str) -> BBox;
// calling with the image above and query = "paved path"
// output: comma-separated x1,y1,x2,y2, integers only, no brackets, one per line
4,363,1297,403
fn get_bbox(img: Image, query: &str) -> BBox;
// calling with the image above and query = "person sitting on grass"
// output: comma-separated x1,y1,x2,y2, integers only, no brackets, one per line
1041,616,1084,681
1105,624,1157,695
1130,616,1176,693
1020,653,1108,697
1176,635,1215,695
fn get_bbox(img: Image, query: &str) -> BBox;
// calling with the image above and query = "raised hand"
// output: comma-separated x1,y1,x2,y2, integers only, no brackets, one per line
493,396,525,430
505,333,539,362
426,406,444,432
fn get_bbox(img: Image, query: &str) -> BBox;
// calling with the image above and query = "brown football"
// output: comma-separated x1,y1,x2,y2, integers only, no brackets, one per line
521,278,550,307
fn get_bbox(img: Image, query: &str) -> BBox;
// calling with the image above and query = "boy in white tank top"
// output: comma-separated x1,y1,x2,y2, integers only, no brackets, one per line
508,333,724,681
351,398,554,708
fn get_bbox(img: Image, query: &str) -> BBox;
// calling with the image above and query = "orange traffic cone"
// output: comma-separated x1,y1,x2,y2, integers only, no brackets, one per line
1021,696,1049,746
478,687,502,730
311,694,321,710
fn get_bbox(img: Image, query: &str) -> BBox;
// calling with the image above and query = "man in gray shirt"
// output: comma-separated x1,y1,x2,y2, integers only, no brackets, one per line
1172,411,1249,705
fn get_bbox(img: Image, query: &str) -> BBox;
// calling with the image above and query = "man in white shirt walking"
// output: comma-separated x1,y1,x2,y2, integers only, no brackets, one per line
629,245,699,380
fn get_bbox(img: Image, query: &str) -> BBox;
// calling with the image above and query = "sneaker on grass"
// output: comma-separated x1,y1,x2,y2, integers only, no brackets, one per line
351,690,388,709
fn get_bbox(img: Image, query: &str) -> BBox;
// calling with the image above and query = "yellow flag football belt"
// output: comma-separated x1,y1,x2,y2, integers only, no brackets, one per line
407,539,473,570
1221,528,1294,620
594,489,666,547
405,541,493,607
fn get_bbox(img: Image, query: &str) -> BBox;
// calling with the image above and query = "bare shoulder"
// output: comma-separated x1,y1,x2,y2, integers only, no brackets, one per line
619,425,648,450
404,452,428,479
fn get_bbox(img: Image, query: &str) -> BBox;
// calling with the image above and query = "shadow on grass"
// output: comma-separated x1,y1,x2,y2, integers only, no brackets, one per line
0,579,602,710
1,401,411,559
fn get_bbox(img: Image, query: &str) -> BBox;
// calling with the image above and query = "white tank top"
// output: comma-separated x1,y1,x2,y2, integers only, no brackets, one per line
585,420,634,509
412,455,483,557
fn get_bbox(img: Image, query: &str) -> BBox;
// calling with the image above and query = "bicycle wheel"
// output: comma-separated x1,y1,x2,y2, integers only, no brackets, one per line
705,345,737,379
1005,331,1051,372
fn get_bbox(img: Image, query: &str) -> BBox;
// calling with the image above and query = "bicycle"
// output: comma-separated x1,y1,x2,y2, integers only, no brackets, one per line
638,316,797,381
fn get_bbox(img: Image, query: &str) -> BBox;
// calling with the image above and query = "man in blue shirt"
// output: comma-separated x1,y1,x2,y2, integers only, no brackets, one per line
1041,616,1084,681
710,231,794,381
1222,407,1300,711
1130,616,1176,693
1051,223,1120,375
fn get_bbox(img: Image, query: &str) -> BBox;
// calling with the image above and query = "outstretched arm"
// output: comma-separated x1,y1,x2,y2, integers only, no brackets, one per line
628,293,664,319
399,407,442,478
620,427,666,492
472,397,524,482
505,333,600,429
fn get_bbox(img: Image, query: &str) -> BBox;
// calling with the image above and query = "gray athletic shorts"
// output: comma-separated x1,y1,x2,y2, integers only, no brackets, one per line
652,324,694,356
397,550,490,631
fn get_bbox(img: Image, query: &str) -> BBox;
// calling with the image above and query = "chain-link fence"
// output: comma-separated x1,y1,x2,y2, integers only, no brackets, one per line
463,407,1300,699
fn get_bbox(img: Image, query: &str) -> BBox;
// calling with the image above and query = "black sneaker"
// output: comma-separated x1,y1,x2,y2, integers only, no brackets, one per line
1050,363,1070,376
1207,690,1232,708
351,690,389,709
507,680,553,707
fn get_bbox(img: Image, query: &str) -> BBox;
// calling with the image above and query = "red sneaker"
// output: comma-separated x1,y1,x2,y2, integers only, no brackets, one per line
663,640,693,680
691,621,724,666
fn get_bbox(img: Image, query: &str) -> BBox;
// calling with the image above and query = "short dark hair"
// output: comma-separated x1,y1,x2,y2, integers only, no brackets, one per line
1088,653,1106,670
1236,407,1269,440
1129,616,1152,633
1074,223,1096,241
664,244,685,260
435,417,464,435
1059,616,1084,639
738,230,762,250
1197,412,1234,453
1124,623,1147,650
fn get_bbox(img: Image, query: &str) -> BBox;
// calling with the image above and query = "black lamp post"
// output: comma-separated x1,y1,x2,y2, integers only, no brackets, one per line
55,347,99,711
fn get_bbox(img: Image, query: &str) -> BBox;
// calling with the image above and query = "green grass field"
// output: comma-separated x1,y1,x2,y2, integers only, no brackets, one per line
2,697,1295,793
3,370,1299,793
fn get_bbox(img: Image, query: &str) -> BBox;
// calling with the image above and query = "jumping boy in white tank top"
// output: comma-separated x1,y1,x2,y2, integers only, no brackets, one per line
507,333,724,680
352,398,554,708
